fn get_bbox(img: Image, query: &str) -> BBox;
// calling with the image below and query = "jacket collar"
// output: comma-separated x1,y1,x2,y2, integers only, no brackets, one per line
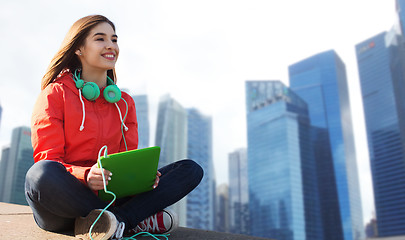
55,71,109,103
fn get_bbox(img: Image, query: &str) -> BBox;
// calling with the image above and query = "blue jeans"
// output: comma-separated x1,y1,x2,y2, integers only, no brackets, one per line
25,159,203,232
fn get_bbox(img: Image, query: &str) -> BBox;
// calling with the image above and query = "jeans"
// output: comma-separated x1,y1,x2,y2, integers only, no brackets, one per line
25,159,203,232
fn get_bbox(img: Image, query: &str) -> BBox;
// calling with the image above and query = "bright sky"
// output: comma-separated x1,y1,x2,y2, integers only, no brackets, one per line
0,0,397,224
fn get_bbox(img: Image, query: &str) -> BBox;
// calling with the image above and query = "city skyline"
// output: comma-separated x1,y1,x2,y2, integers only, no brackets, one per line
0,0,398,224
0,126,33,205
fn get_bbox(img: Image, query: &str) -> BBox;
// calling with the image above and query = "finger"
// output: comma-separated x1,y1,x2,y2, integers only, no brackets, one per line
90,178,108,186
102,170,112,181
89,172,110,184
90,173,106,182
91,167,104,176
94,167,110,176
105,175,111,182
157,171,162,177
153,176,160,188
89,181,106,191
103,169,112,177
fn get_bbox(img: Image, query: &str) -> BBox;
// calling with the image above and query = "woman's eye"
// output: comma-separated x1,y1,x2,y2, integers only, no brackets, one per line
96,38,104,41
112,39,118,43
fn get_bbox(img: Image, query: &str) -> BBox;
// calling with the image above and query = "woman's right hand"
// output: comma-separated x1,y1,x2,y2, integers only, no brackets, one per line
86,163,112,191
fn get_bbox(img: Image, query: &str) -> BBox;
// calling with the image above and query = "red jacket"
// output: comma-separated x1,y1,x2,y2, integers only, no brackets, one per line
31,72,138,184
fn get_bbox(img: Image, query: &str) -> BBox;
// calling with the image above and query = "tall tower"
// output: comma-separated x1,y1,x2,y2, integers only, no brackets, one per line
186,108,215,230
288,50,364,240
215,183,229,233
356,30,405,237
228,148,250,235
0,146,10,202
246,81,323,240
132,95,150,149
397,0,405,36
155,94,188,226
0,126,34,205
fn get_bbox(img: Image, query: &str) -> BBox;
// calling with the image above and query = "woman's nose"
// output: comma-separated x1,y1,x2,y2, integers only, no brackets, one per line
106,40,116,49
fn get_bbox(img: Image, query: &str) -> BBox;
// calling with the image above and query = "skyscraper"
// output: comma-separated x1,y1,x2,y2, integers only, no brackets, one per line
288,50,364,240
155,94,188,226
0,146,10,201
355,29,405,237
0,126,34,205
397,0,405,36
246,81,323,240
215,183,230,233
132,95,150,149
186,108,215,230
228,148,250,235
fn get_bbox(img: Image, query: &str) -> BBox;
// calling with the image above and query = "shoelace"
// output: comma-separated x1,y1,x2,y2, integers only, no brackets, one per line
111,222,125,239
136,214,160,232
122,232,170,240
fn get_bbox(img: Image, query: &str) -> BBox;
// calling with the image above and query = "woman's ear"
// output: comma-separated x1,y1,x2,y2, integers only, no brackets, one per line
75,50,82,56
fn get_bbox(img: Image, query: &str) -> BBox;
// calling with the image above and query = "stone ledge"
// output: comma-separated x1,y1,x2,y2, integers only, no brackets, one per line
0,202,271,240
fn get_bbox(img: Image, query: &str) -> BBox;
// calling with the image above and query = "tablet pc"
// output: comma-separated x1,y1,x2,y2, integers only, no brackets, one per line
97,146,161,201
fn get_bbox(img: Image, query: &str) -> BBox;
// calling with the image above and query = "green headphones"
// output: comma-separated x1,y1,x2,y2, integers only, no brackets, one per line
73,69,122,103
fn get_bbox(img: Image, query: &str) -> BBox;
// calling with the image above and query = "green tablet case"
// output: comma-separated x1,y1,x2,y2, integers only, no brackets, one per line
97,146,161,201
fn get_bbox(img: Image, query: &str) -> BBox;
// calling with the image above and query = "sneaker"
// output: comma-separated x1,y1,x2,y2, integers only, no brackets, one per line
74,209,124,240
129,209,178,235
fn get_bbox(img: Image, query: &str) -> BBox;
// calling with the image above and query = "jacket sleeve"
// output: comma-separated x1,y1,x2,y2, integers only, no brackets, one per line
31,84,91,184
120,95,139,152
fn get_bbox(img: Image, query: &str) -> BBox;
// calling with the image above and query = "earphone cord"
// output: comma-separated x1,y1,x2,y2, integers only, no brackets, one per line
78,89,86,131
118,98,129,152
89,146,169,240
89,146,116,240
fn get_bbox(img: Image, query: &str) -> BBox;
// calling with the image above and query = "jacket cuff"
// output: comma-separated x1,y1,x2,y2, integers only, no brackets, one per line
70,166,91,185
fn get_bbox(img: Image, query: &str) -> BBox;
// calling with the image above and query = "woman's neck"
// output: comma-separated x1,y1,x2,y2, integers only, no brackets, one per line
80,68,108,88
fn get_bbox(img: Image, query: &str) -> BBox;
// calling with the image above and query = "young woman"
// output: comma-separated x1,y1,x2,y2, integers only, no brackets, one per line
25,15,203,240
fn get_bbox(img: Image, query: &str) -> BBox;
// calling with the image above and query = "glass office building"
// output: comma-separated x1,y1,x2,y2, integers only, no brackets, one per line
397,0,405,36
246,81,323,240
132,95,150,149
0,146,10,202
186,108,215,230
288,50,363,240
155,94,188,226
155,94,188,168
228,148,250,235
0,126,33,205
215,184,230,233
356,30,405,237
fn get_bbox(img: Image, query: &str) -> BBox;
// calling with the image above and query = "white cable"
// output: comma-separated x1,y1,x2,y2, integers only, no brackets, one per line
79,89,85,131
114,102,129,131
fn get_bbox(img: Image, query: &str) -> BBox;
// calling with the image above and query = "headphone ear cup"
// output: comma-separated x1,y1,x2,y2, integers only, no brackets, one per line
103,85,122,103
82,82,100,101
75,79,84,88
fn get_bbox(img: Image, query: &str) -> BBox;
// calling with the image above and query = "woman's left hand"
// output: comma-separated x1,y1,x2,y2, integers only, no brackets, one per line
153,171,161,189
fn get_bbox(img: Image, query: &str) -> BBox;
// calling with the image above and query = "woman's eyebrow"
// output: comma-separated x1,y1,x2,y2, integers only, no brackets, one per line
93,32,118,38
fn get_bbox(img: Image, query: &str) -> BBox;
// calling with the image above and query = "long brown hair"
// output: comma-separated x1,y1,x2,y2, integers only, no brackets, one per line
41,15,117,90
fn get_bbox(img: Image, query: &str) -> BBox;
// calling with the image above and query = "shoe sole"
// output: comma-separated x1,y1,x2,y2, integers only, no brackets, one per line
74,209,118,240
163,209,178,234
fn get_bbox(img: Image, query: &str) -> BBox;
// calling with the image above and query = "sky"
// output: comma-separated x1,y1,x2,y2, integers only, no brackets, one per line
0,0,398,224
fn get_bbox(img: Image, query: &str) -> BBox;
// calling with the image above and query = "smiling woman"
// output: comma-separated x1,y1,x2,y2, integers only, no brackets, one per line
76,22,119,88
40,15,118,91
24,14,203,240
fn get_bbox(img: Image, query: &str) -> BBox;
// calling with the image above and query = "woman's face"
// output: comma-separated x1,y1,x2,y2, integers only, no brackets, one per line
77,22,119,73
